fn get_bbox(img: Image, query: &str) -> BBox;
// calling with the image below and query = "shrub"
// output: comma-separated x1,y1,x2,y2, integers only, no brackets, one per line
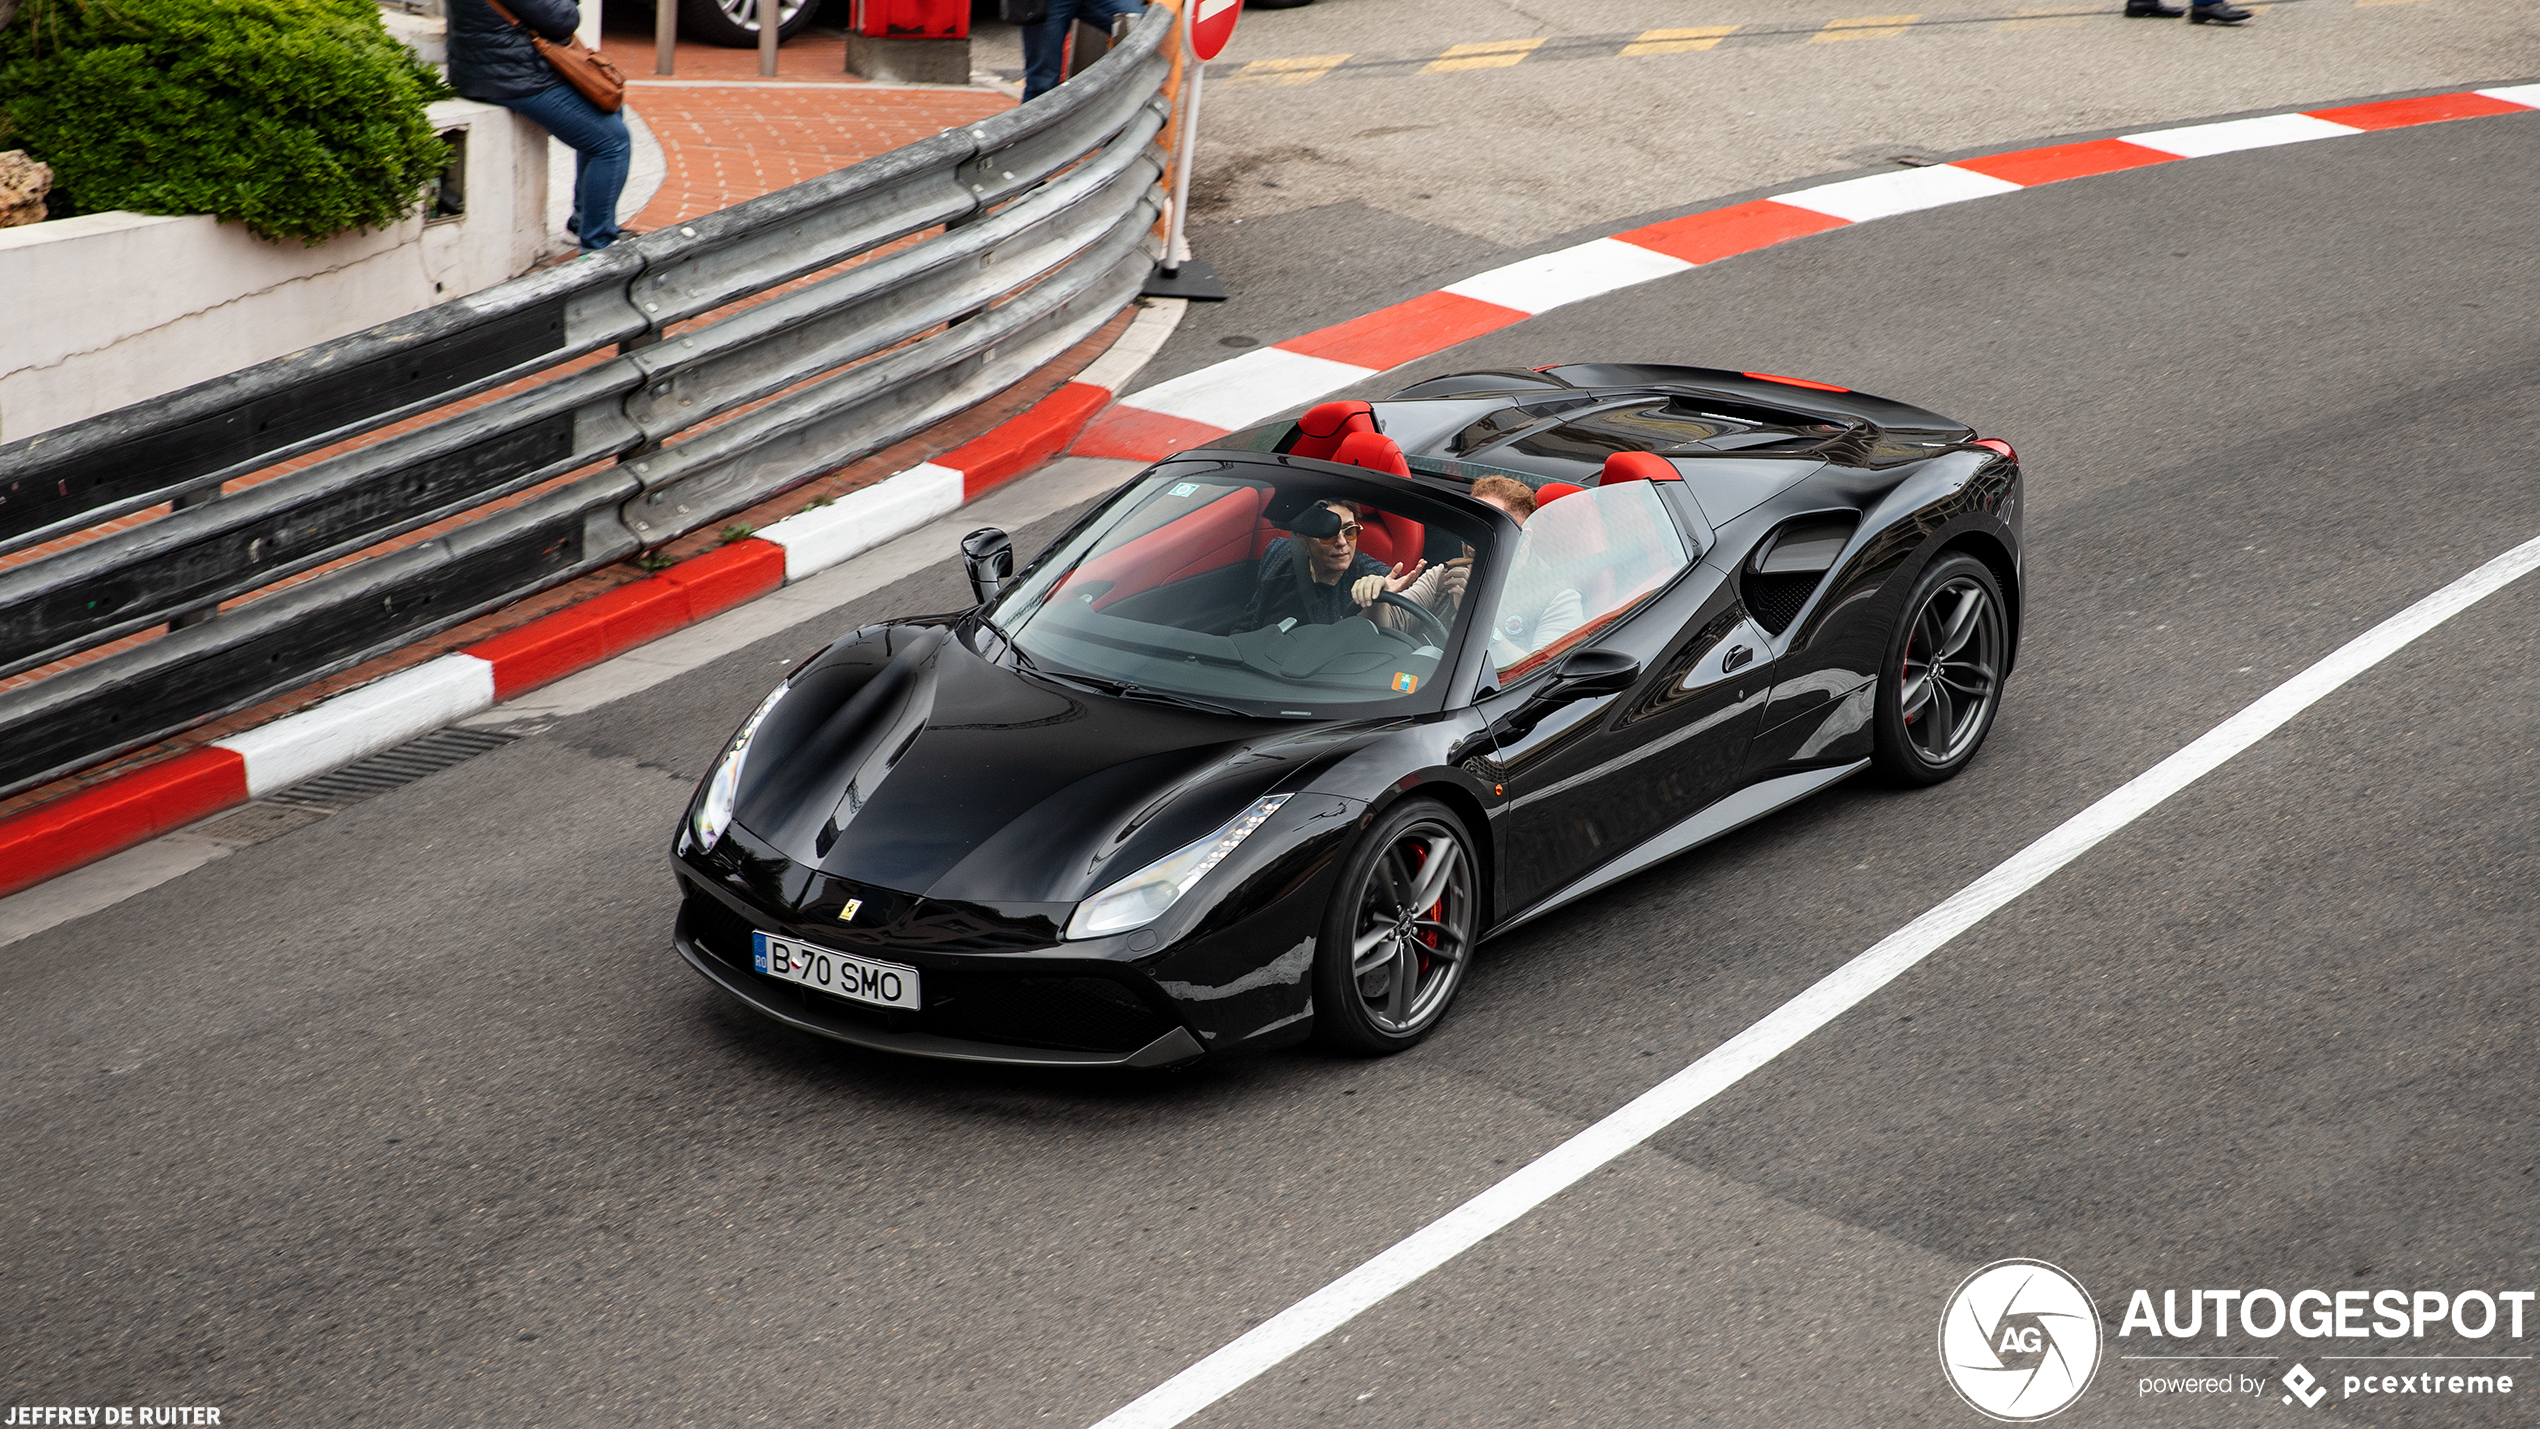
0,0,452,244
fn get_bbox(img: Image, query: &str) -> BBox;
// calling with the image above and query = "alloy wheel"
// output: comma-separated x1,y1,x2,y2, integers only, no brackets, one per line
1347,820,1476,1036
718,0,808,31
1898,575,2004,767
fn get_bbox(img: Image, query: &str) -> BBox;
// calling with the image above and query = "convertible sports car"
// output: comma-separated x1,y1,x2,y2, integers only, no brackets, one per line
670,363,2023,1067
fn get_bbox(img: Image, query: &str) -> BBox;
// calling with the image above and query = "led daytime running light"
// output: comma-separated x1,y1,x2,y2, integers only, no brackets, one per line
692,683,790,851
1065,794,1292,939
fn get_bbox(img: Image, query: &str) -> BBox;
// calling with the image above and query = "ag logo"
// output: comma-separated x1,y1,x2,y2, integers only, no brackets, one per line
1938,1259,2103,1421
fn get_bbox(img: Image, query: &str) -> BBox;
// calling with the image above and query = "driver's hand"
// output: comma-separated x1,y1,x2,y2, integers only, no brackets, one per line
1384,558,1427,594
1350,574,1386,608
1436,564,1469,604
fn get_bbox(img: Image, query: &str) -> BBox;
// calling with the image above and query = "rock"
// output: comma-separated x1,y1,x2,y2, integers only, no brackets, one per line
0,150,53,228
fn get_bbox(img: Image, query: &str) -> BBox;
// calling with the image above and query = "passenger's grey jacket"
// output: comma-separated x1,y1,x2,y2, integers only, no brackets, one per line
444,0,585,103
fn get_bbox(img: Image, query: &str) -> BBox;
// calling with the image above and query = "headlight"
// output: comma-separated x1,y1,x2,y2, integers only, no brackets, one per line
692,683,791,851
1065,795,1292,940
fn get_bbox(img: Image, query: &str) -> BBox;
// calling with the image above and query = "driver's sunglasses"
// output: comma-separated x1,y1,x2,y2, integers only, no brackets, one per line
1316,522,1365,543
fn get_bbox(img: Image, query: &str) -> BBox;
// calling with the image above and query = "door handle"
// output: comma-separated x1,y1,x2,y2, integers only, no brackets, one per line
1722,645,1754,673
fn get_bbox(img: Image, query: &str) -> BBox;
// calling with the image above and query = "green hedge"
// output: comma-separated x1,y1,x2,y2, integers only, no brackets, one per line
0,0,453,244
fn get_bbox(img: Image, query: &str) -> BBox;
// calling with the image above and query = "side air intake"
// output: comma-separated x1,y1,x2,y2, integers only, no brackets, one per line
1743,514,1857,636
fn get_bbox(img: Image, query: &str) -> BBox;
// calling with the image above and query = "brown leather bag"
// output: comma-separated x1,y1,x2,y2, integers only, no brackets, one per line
482,0,627,113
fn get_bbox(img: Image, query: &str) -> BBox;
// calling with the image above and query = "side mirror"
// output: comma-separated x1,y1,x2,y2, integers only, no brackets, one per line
1491,648,1641,740
1540,647,1641,702
961,527,1013,605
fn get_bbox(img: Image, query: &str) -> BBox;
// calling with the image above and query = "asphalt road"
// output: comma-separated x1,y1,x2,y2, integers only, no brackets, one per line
1141,0,2540,386
6,106,2538,1429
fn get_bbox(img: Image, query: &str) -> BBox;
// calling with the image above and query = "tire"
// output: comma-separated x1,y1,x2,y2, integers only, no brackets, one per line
677,0,820,48
1870,553,2009,786
1312,798,1479,1055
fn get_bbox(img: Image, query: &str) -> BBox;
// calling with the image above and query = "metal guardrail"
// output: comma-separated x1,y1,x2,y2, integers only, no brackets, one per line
0,4,1175,800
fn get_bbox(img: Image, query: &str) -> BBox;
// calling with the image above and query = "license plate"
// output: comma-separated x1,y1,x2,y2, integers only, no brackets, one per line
752,931,921,1010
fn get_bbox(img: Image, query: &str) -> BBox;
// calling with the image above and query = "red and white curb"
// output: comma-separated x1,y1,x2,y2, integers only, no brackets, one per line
4,83,2533,901
1075,84,2540,463
0,301,1185,900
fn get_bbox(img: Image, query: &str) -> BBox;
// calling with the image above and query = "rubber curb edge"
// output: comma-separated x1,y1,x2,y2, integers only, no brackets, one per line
0,297,1189,899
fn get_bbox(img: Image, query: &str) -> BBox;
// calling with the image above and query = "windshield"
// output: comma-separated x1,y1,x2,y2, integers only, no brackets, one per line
976,461,1500,717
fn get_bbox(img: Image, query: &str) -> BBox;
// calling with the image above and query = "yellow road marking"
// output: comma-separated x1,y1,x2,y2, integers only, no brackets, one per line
1810,12,1922,41
1225,53,1353,86
1997,6,2090,28
1621,25,1738,55
1425,38,1547,72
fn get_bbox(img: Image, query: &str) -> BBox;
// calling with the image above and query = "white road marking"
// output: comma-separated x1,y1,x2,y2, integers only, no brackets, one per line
219,654,497,796
1118,347,1377,430
1440,238,1695,315
2124,112,2362,158
1771,164,2022,223
1087,529,2540,1429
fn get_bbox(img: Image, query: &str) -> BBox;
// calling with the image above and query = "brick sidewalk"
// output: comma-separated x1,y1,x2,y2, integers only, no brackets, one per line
597,20,1017,227
628,81,1013,229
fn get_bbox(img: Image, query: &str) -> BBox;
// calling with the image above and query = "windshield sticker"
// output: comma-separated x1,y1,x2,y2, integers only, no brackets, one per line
1169,482,1200,496
1391,672,1419,693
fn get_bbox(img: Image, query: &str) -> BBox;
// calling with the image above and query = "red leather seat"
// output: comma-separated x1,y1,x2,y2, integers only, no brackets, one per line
1536,481,1587,506
1072,486,1267,609
1288,401,1379,460
1600,451,1681,485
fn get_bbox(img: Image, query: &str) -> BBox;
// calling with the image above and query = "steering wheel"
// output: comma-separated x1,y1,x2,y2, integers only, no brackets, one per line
1375,591,1452,645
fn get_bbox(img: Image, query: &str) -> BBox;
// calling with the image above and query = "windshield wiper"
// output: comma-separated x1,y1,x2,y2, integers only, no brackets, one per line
1022,665,1253,718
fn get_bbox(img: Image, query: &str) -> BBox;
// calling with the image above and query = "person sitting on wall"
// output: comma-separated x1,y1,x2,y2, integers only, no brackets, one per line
444,0,633,253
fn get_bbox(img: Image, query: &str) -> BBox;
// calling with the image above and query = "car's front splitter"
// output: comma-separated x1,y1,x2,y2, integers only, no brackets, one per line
672,906,1206,1069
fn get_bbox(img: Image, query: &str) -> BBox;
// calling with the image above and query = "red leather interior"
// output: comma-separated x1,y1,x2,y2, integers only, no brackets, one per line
1072,486,1267,609
1536,482,1587,506
1600,451,1681,484
1288,401,1378,460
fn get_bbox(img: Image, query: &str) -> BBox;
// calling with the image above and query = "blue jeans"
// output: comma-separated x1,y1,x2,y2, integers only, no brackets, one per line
501,82,632,250
1021,0,1146,101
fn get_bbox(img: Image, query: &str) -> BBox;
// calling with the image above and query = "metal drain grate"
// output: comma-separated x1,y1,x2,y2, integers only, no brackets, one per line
263,726,519,811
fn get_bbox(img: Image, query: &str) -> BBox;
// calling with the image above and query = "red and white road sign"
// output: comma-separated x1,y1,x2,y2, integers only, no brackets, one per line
1189,0,1241,61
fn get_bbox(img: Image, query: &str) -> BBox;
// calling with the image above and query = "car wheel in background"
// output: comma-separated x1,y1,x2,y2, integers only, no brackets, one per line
1871,553,2009,786
1314,799,1478,1055
678,0,820,48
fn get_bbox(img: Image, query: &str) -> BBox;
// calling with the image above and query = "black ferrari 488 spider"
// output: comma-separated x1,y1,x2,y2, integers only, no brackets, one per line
670,363,2023,1067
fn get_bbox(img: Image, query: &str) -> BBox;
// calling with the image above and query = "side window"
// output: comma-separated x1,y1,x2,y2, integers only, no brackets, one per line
1483,482,1690,680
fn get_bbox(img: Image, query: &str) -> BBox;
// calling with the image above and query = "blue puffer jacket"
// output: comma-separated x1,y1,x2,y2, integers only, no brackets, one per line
444,0,587,103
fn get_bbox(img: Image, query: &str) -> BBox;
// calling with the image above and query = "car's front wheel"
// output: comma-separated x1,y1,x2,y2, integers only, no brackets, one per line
1313,799,1478,1055
1871,552,2008,785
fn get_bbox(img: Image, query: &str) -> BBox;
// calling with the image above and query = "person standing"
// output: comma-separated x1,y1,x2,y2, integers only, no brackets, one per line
1020,0,1146,102
444,0,635,252
2125,0,2251,22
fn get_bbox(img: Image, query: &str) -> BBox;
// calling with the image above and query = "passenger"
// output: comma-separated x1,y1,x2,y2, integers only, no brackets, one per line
1478,480,1585,666
1356,475,1535,635
1238,500,1425,631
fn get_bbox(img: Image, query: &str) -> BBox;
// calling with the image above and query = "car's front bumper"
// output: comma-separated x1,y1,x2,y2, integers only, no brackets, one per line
672,893,1207,1068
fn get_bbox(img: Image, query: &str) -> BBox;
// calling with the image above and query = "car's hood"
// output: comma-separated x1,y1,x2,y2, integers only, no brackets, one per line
730,623,1347,904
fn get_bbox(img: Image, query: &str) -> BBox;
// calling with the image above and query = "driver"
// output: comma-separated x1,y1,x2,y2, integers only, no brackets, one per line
1238,499,1426,631
1356,475,1534,636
